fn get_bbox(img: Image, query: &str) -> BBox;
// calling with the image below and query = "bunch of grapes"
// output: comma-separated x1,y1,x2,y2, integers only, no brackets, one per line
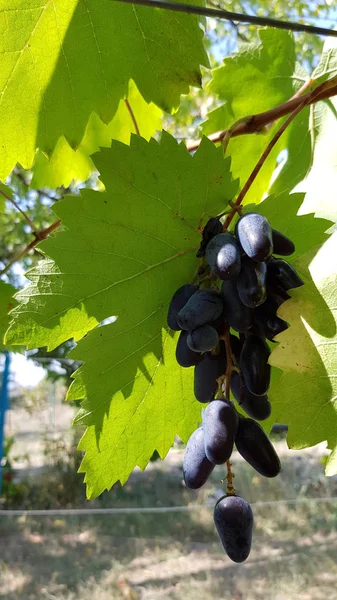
167,212,303,563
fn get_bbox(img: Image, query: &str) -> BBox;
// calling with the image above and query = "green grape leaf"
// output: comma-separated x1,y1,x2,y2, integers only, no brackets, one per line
312,36,337,82
6,133,238,497
252,193,337,473
269,65,312,196
30,81,163,189
0,0,208,181
296,93,337,223
270,234,337,476
202,29,303,203
0,281,18,351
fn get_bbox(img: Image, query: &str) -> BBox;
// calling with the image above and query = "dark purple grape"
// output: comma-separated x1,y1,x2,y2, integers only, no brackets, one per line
177,289,224,331
229,334,243,365
267,258,304,291
267,281,291,302
236,212,273,262
272,229,295,256
205,233,241,280
254,311,288,342
230,371,271,421
221,280,253,332
183,427,215,489
187,325,219,352
236,258,267,308
264,290,288,311
240,335,271,395
193,344,226,403
203,399,238,464
253,295,289,341
197,217,223,258
214,495,253,563
235,416,281,478
176,331,202,368
210,308,226,336
167,284,199,330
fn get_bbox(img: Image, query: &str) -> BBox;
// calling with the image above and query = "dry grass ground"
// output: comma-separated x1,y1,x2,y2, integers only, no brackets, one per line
1,438,337,600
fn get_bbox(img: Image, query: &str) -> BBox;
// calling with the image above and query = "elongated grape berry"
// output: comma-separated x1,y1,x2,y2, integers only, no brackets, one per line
254,311,288,342
167,284,199,330
210,308,226,336
235,416,281,478
236,258,267,308
236,212,273,262
205,233,241,280
176,331,202,368
267,281,290,302
267,258,304,291
230,371,271,421
187,324,219,353
272,229,295,256
214,495,253,563
230,334,243,365
196,217,223,258
194,344,226,403
177,289,224,331
240,335,271,395
203,399,238,464
183,427,215,489
221,280,253,332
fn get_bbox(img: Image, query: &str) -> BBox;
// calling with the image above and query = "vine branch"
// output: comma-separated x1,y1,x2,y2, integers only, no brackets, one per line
221,77,334,229
187,76,337,152
124,99,141,136
0,219,61,276
0,187,40,236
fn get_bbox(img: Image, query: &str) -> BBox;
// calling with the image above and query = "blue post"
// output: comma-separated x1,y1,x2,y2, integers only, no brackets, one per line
0,351,11,497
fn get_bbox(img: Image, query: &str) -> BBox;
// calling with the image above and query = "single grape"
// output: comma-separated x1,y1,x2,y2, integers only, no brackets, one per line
236,258,267,308
183,427,215,489
203,399,239,464
235,212,273,262
267,258,304,291
267,281,291,302
177,289,224,331
230,371,271,421
196,217,223,258
253,310,288,342
235,416,281,477
240,335,271,395
214,494,253,563
167,284,199,330
272,229,295,256
205,233,241,280
221,280,254,332
194,344,226,403
176,331,202,367
263,290,288,311
187,324,219,352
229,334,243,365
210,308,226,336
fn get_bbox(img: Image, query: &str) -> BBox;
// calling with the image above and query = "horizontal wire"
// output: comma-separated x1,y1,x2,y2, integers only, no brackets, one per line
1,496,337,517
111,0,337,38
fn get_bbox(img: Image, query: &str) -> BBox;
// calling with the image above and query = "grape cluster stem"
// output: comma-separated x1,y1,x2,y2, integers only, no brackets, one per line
224,460,236,496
